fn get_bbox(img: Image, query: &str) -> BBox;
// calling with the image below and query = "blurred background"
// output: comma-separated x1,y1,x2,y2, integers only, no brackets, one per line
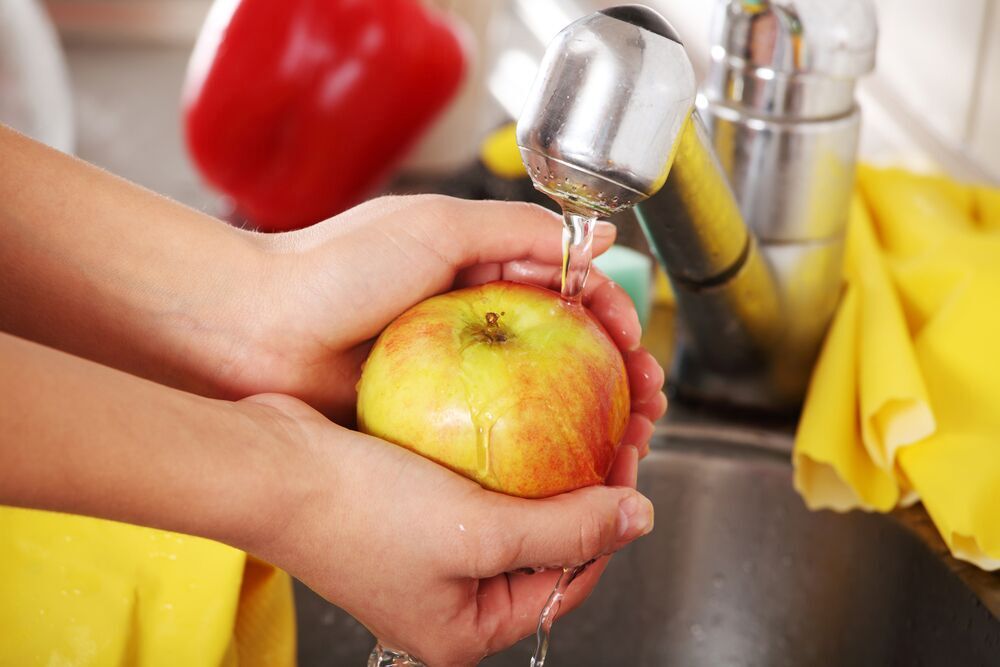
4,0,998,224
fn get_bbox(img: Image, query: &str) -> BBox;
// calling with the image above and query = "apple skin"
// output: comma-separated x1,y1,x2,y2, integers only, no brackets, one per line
357,280,630,499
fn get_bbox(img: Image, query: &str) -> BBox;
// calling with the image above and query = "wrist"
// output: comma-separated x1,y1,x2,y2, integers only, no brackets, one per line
182,229,289,399
217,395,333,560
218,222,359,419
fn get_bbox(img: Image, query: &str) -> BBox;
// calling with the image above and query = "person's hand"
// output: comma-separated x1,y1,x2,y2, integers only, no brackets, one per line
229,197,665,663
0,131,664,443
229,196,667,448
240,393,654,666
0,323,653,666
0,131,662,664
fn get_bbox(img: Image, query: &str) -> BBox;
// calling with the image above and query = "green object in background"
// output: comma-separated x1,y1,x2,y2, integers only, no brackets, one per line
594,245,653,328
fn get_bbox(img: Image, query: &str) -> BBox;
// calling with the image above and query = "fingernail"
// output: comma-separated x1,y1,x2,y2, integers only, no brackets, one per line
595,221,616,238
616,493,654,540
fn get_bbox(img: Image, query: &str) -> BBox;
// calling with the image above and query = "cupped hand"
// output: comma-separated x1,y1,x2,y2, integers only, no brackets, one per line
230,196,666,663
233,196,666,446
242,393,654,666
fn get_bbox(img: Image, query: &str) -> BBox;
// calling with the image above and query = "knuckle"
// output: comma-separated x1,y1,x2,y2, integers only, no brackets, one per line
356,194,412,217
411,193,455,215
379,194,450,228
507,200,557,221
412,195,462,238
363,193,402,207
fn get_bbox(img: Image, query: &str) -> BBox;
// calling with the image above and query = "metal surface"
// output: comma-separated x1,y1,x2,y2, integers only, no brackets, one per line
634,114,781,380
518,2,877,410
635,115,749,286
515,7,696,216
671,235,845,406
297,427,1000,666
703,0,877,119
701,101,861,243
682,0,876,408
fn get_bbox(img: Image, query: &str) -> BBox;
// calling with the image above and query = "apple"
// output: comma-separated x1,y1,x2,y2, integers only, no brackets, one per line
357,280,630,498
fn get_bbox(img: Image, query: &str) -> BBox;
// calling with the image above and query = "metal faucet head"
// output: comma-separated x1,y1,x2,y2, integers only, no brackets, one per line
516,5,697,216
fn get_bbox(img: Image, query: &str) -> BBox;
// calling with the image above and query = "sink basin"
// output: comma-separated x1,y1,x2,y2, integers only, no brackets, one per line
295,422,1000,666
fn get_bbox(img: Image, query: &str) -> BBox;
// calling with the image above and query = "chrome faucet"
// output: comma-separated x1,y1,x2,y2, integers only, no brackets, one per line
517,1,876,411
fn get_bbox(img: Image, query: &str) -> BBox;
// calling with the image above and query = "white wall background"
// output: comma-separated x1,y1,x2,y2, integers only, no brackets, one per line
33,0,1000,184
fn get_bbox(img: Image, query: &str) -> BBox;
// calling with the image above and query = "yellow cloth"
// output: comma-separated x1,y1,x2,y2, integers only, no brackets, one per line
0,507,296,665
795,166,1000,570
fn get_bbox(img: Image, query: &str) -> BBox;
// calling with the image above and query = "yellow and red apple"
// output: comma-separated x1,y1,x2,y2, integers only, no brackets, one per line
357,280,629,498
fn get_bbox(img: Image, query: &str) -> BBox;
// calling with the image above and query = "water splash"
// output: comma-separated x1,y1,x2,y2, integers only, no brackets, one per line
530,563,588,667
367,644,425,667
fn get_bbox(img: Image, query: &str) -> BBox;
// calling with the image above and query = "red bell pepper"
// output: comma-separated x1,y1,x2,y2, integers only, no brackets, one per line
183,0,466,231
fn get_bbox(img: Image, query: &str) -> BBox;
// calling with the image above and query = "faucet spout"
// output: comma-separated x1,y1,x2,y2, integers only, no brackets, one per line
515,6,696,218
517,5,781,395
517,2,875,412
635,114,781,375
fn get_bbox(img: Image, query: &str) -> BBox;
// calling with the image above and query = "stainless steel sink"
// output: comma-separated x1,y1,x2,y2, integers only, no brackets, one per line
296,421,1000,666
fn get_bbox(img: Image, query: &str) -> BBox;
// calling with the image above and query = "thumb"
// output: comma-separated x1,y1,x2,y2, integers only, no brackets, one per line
408,196,617,269
479,485,654,575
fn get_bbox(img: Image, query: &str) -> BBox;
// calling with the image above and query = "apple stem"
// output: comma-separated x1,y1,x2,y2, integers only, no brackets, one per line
483,312,507,343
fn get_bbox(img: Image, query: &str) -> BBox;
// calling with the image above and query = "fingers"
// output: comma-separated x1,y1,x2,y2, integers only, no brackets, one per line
621,415,656,459
451,236,619,293
626,349,664,403
313,195,621,346
475,556,613,652
451,262,504,289
587,280,642,352
622,404,656,459
634,391,668,423
605,444,639,488
409,197,617,269
623,347,665,455
473,445,642,654
475,446,645,652
454,260,613,297
475,484,653,578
